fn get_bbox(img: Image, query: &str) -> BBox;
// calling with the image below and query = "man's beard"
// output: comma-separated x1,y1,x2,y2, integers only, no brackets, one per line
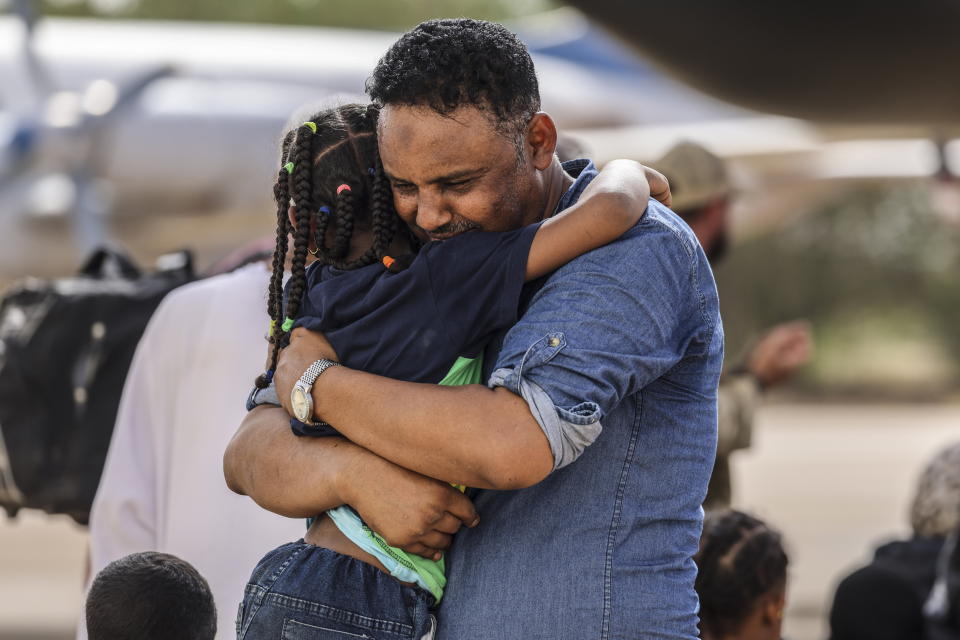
706,229,730,264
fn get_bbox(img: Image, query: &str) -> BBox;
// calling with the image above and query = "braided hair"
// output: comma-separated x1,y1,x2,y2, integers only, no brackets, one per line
255,103,414,388
694,510,789,638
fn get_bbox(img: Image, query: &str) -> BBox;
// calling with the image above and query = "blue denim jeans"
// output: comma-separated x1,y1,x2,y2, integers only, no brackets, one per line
237,541,436,640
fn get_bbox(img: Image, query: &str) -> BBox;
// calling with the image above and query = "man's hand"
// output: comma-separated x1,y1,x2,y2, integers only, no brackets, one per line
746,320,813,389
275,327,338,414
343,451,480,560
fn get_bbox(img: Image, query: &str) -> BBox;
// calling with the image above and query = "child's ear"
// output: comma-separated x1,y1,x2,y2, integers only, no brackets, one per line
760,588,786,627
289,205,319,255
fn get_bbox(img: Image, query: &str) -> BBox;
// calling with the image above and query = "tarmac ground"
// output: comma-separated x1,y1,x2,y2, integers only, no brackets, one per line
0,402,957,640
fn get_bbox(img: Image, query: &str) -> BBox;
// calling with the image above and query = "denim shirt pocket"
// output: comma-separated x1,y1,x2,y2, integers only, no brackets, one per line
517,331,601,427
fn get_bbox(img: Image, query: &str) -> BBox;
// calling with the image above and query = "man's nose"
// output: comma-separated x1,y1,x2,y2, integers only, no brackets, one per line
415,192,451,232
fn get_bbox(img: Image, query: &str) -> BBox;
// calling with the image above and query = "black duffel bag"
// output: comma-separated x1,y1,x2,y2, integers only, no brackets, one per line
0,247,194,525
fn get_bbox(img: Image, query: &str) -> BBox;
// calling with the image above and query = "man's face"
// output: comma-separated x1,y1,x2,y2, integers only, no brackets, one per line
378,105,542,241
686,197,731,264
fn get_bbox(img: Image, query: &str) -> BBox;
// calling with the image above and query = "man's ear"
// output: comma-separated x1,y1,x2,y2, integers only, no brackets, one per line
526,112,558,171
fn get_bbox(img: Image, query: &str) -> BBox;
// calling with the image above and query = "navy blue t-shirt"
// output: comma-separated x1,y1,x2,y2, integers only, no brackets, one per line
288,223,540,435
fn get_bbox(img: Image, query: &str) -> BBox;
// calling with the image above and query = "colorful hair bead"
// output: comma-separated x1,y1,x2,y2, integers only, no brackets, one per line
336,184,352,195
281,317,295,332
319,206,331,215
283,162,295,175
382,255,396,269
302,121,317,134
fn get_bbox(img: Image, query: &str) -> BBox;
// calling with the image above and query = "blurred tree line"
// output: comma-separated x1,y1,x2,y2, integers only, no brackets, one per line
38,0,556,29
716,185,960,400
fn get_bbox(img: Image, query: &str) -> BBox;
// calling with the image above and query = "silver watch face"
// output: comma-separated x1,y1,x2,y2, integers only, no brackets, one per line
291,385,311,422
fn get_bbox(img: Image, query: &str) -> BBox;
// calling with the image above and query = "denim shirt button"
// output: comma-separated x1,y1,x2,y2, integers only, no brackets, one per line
548,337,561,347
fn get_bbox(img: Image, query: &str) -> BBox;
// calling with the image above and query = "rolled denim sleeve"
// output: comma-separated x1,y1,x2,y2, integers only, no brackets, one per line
488,365,603,470
489,205,712,470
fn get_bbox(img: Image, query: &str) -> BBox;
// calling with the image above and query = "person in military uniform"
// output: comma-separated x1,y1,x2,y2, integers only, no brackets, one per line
654,141,814,509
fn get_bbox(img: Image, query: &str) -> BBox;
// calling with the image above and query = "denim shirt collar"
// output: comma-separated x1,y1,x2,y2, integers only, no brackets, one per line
555,159,599,215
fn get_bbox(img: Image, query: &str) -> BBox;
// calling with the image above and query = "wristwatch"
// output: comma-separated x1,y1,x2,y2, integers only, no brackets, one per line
290,358,340,424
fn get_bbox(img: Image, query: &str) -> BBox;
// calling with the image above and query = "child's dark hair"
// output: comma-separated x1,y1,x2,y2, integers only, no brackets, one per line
695,510,789,638
85,551,216,640
256,103,415,388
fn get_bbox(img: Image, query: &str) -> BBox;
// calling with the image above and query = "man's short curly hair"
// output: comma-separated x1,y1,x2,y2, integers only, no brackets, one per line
366,19,541,139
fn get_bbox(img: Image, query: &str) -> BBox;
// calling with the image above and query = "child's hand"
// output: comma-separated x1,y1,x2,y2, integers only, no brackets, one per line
580,160,671,208
643,165,672,208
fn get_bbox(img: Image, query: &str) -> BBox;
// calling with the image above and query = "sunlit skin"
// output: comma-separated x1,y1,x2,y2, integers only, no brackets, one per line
377,104,572,241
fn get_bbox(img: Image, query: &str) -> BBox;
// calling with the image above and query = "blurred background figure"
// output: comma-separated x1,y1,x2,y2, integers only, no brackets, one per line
78,256,304,640
926,522,960,640
653,141,814,509
695,509,789,640
555,131,591,163
829,441,960,640
85,551,216,640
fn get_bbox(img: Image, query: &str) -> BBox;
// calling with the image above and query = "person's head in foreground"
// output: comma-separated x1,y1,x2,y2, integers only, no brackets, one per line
85,551,216,640
695,510,789,640
367,18,561,240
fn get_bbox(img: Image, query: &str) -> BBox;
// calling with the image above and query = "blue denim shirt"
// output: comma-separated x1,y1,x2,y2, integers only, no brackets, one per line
437,160,723,640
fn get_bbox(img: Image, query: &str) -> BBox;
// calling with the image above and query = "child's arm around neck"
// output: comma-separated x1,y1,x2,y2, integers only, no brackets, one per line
525,159,660,281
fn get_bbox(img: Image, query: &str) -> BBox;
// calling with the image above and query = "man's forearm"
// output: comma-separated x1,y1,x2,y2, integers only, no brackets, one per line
308,367,553,490
223,405,356,518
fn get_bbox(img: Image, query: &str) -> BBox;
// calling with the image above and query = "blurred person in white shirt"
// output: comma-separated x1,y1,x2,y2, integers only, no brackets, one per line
77,259,303,640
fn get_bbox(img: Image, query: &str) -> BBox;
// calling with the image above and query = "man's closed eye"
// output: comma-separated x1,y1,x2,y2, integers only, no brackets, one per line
392,182,417,195
444,180,473,193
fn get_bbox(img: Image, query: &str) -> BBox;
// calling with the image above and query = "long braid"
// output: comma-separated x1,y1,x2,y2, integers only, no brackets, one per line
255,124,314,387
330,186,355,261
282,124,317,327
695,510,788,638
268,130,296,325
370,154,398,259
338,181,379,270
255,131,296,389
312,203,332,262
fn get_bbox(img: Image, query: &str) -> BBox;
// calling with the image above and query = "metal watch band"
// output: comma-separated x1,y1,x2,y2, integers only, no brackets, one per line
299,358,340,387
293,359,340,426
